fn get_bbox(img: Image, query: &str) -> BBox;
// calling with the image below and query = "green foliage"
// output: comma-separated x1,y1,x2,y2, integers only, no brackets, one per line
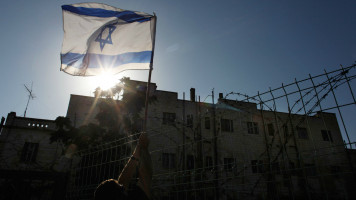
95,98,121,132
125,78,157,131
73,123,105,150
50,77,156,151
95,77,157,134
50,116,73,145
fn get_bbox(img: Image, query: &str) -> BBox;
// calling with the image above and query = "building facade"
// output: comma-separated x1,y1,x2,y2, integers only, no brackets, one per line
0,112,68,200
65,79,356,200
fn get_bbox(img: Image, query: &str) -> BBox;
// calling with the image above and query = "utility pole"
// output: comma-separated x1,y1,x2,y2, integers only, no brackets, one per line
196,96,203,169
24,82,35,117
212,89,219,200
195,96,204,198
182,92,186,171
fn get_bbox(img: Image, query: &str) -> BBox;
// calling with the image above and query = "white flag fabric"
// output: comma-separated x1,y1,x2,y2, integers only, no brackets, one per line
60,3,156,76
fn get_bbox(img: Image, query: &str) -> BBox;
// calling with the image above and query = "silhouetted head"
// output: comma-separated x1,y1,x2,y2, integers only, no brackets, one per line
94,179,127,200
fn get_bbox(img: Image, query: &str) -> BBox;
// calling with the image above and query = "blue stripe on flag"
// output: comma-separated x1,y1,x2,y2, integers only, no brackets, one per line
61,51,152,68
62,5,151,23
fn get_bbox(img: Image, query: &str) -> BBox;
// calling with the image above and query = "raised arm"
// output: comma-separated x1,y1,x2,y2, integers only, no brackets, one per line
118,133,152,198
136,133,152,198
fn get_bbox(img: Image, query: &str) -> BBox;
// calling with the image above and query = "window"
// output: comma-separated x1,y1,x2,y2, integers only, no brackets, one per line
163,112,176,125
267,123,274,136
251,160,264,173
288,161,296,175
330,165,340,177
187,114,193,128
205,156,213,169
247,122,259,134
271,161,280,174
297,127,308,139
305,164,317,176
330,165,340,173
283,124,289,138
321,130,333,142
21,142,39,163
224,158,234,171
205,117,210,129
187,155,195,169
162,153,176,169
283,174,290,187
221,119,233,132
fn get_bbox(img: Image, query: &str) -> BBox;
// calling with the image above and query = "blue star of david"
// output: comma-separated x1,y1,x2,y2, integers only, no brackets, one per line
95,24,117,51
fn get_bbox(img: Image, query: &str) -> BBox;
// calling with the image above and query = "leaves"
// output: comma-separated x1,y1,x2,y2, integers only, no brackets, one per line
50,77,156,151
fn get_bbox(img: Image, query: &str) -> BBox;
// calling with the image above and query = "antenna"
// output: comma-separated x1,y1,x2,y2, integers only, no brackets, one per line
24,82,35,117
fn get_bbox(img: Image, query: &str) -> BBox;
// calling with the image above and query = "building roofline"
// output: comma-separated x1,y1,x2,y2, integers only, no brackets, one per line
12,115,55,123
70,94,94,98
155,89,178,95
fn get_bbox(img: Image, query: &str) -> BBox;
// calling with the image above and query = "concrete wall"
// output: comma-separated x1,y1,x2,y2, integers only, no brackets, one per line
0,112,61,171
64,80,354,199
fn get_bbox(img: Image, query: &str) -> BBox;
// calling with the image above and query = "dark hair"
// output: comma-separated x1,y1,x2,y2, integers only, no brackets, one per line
94,179,127,200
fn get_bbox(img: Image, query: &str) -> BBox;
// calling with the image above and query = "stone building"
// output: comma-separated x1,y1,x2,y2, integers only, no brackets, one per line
65,79,356,200
0,112,67,199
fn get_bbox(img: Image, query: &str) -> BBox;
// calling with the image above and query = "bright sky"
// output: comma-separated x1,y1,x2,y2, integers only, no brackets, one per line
0,0,355,141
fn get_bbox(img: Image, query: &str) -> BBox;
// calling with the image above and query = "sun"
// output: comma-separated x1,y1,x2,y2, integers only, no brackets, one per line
93,71,120,90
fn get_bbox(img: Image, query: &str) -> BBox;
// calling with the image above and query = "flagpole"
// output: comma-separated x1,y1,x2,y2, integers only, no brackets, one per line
143,13,157,133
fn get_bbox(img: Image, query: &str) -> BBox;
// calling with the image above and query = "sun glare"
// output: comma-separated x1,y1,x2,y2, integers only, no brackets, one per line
94,71,120,90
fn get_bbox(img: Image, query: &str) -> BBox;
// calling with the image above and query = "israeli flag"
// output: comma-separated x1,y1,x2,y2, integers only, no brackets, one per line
60,3,156,76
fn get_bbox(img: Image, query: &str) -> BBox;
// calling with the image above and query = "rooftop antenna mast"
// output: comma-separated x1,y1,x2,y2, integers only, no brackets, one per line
24,82,35,117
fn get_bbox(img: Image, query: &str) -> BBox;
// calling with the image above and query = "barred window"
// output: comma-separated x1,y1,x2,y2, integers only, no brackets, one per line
283,124,289,138
224,158,234,171
205,156,213,169
289,161,296,175
21,142,39,163
247,122,259,134
321,130,333,142
305,164,317,176
187,114,193,128
221,119,233,132
251,160,264,173
162,153,176,169
267,123,274,136
205,117,210,129
271,161,280,174
297,127,308,139
330,165,340,174
163,112,176,125
187,155,195,169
